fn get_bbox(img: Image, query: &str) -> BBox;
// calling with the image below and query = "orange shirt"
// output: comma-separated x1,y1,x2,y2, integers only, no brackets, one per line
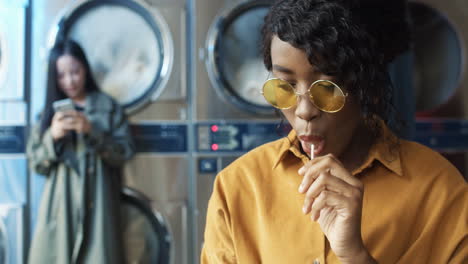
201,127,467,264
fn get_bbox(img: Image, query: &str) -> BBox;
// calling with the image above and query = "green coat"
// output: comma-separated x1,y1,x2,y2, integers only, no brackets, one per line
27,91,135,264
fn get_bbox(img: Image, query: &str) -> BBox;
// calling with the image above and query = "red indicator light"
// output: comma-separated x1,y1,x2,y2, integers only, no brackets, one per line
211,144,219,151
211,125,219,132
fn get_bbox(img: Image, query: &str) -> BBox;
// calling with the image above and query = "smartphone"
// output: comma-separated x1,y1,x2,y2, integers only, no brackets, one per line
52,98,75,113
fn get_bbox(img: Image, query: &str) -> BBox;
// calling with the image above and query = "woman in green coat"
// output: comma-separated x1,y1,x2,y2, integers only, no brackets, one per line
27,40,135,263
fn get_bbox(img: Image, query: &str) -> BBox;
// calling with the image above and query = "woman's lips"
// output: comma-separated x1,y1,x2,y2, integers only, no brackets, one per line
64,87,78,92
63,88,77,95
298,135,325,157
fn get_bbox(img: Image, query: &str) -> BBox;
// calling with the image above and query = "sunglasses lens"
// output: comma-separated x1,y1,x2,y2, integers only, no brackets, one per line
262,79,296,109
310,80,345,112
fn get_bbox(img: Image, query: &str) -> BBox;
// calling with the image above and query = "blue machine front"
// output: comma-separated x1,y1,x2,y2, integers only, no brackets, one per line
195,120,468,159
131,123,188,153
196,122,289,153
0,126,25,154
414,119,468,150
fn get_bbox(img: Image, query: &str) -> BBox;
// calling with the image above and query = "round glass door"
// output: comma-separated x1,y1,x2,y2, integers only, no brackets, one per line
0,32,7,89
409,2,462,112
121,187,171,264
52,0,173,114
0,219,6,264
207,1,273,115
0,25,9,100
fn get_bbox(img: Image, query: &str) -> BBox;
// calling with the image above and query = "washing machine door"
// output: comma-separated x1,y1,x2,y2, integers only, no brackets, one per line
121,187,171,264
0,33,5,91
409,1,463,115
0,219,6,264
49,0,173,114
0,4,25,101
206,0,274,115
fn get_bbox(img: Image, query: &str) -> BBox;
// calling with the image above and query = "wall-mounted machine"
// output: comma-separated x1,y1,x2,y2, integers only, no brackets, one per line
0,2,25,101
192,0,293,262
0,1,28,264
0,204,24,264
409,0,468,178
195,0,274,120
31,0,190,263
121,187,171,264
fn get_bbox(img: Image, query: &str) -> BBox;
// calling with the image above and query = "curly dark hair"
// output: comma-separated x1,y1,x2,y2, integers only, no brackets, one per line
262,0,410,140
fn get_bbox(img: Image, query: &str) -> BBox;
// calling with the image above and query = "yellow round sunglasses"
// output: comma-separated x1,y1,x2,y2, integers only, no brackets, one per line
261,78,348,113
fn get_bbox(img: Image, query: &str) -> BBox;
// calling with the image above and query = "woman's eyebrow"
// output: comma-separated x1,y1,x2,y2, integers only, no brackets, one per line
272,64,294,74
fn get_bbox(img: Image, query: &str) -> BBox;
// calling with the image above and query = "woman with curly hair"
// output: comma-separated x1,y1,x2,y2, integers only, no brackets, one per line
201,0,467,263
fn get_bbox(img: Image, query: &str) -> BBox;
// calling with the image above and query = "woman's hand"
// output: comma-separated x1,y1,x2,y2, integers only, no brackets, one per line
50,111,76,140
298,154,375,264
50,111,92,140
68,111,92,134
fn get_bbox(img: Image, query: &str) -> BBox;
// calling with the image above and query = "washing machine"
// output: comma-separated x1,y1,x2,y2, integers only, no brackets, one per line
0,1,28,264
0,157,27,264
0,123,27,264
192,0,468,261
0,1,26,101
192,0,295,262
195,0,274,120
121,187,171,264
0,0,28,130
30,0,189,263
408,0,468,179
0,204,25,264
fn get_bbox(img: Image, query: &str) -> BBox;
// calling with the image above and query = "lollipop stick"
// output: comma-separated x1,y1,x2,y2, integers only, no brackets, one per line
310,144,315,160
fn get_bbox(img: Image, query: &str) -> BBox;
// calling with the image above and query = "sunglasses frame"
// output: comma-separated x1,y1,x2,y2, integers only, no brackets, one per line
261,78,348,113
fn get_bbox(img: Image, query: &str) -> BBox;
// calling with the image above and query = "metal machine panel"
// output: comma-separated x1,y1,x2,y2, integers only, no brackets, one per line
196,121,288,153
410,0,468,178
192,1,468,262
0,102,26,126
410,0,468,116
0,158,27,263
195,0,277,120
49,0,176,114
130,3,188,121
125,156,189,204
194,120,287,260
0,126,25,155
31,0,187,119
195,162,215,258
123,122,190,264
0,132,27,264
0,3,25,101
0,159,27,205
131,123,188,153
0,204,24,264
0,2,28,252
31,0,190,263
193,1,282,261
124,155,189,264
121,187,171,264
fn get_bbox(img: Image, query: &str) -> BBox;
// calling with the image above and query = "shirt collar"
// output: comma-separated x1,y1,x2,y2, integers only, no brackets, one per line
273,130,309,169
354,123,403,176
273,123,403,177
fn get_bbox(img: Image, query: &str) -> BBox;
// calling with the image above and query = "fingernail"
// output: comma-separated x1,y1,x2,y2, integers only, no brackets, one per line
298,167,304,174
298,184,304,192
302,206,307,214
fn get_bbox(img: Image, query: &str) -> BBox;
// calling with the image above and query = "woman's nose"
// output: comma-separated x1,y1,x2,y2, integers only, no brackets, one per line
294,93,320,121
63,75,73,86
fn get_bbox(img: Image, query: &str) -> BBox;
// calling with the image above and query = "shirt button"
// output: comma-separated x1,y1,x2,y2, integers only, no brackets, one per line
313,259,320,264
87,168,94,174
